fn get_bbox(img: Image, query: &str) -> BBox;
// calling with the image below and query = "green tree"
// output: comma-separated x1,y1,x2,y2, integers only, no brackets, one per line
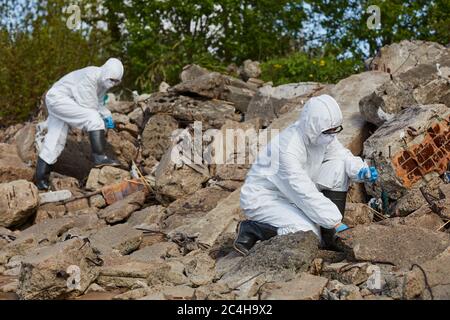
0,0,108,125
305,0,450,59
105,0,307,92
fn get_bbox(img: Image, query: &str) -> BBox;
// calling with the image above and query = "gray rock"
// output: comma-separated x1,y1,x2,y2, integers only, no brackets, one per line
260,273,328,300
17,238,100,300
13,123,37,165
90,224,143,255
362,104,450,203
337,224,450,269
361,47,450,126
139,92,240,129
368,40,447,75
98,190,146,224
129,242,180,263
169,188,242,247
0,144,34,183
154,145,210,203
0,180,39,228
404,246,450,299
238,60,261,81
180,64,210,82
318,71,390,155
171,72,255,101
163,186,231,232
85,166,131,191
245,82,324,126
142,114,178,161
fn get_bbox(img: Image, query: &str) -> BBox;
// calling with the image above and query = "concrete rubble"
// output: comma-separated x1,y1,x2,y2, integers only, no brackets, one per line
1,40,450,300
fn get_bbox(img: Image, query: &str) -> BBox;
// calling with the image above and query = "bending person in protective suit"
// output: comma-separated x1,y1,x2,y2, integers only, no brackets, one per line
35,58,124,190
234,94,378,255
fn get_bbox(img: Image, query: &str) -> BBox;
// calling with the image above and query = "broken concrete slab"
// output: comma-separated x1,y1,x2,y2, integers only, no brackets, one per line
98,190,146,224
245,82,324,125
49,173,80,193
168,188,242,247
130,242,180,263
163,186,231,232
233,231,319,275
363,104,450,203
127,205,166,228
139,92,240,129
142,114,179,161
208,119,262,182
321,262,371,286
180,64,210,82
105,130,138,168
360,52,450,126
260,273,328,300
107,101,135,114
182,250,216,287
17,238,100,300
317,71,390,155
368,40,448,75
379,205,445,231
1,215,104,263
154,145,210,204
337,224,450,269
90,224,143,256
343,203,373,227
96,261,163,289
13,123,37,165
404,246,450,300
0,180,39,228
85,166,131,191
239,60,261,81
147,259,190,287
171,72,255,100
0,144,34,183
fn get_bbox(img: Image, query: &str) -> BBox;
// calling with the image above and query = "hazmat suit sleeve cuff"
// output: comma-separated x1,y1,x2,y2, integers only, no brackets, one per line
98,105,112,119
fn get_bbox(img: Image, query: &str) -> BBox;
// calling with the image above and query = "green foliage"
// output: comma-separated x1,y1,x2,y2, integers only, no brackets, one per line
1,0,449,124
261,52,364,85
0,0,108,125
105,0,306,92
305,0,450,58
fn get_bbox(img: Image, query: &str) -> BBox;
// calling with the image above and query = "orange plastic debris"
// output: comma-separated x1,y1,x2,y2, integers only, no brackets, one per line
101,179,146,205
392,117,450,188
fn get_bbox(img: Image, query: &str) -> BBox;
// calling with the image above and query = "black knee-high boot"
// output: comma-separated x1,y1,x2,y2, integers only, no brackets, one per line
233,220,278,255
321,190,347,251
35,157,51,190
88,130,120,167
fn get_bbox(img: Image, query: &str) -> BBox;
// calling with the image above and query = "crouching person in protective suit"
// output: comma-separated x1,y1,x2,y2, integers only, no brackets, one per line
234,94,378,255
35,58,124,190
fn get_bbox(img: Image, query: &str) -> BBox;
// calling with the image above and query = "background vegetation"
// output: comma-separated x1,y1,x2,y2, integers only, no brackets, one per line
0,0,449,125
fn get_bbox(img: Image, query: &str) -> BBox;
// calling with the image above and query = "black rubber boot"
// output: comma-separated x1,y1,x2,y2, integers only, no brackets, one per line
35,157,51,190
320,190,347,251
233,220,278,256
88,130,120,168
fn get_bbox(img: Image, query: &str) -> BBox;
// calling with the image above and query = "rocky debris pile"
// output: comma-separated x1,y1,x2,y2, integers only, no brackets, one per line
0,41,450,300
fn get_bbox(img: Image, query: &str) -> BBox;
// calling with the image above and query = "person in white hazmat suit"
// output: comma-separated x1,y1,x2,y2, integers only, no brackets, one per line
234,94,378,255
35,58,124,190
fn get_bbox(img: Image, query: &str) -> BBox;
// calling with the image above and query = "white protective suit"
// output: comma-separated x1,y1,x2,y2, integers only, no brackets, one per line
39,58,124,165
240,94,367,239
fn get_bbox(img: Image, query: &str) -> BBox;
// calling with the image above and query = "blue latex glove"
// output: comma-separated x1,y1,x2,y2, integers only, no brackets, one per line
104,116,115,129
358,166,378,183
335,223,349,233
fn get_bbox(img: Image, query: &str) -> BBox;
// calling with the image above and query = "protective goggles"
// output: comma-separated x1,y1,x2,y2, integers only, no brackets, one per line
322,125,343,135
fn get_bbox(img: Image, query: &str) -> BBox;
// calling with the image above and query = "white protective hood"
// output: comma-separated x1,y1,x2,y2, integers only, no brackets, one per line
296,94,343,146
